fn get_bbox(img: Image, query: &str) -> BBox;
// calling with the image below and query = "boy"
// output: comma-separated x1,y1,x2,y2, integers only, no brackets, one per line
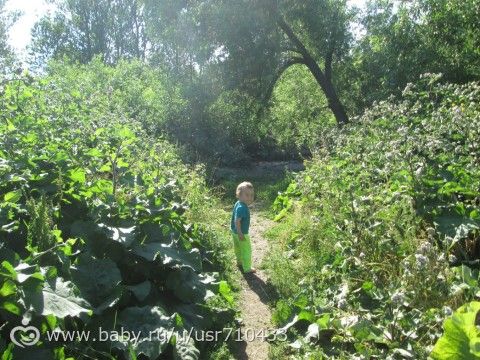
230,181,256,273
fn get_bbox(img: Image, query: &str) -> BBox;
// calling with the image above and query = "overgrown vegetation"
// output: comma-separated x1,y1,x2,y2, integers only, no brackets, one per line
1,0,480,358
265,76,480,358
0,71,237,359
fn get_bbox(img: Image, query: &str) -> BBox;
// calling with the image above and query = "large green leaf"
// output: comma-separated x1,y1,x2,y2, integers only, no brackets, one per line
71,254,123,314
70,220,98,240
166,268,216,303
131,240,202,271
126,281,151,302
434,209,479,238
173,334,200,360
3,190,22,203
0,261,44,283
113,305,175,359
99,224,137,247
431,301,480,359
171,303,213,330
25,277,92,318
68,168,86,183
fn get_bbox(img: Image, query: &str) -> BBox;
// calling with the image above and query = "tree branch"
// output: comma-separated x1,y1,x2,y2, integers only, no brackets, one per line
281,46,303,55
263,56,306,103
276,17,309,60
325,39,335,81
263,0,349,125
275,15,328,88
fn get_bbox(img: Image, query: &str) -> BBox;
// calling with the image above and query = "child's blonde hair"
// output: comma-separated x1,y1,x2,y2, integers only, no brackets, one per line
236,181,254,198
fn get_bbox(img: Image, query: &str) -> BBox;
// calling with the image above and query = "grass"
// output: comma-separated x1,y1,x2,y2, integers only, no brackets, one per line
201,162,302,359
209,163,298,216
201,163,296,297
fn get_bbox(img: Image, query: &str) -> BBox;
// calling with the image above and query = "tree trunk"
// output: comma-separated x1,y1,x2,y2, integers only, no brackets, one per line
304,57,349,125
276,16,349,125
324,80,349,126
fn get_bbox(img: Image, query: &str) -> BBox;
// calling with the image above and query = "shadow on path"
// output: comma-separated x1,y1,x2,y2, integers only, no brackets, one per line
242,272,276,305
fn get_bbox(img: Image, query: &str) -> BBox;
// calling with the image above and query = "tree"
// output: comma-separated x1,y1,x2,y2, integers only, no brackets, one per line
267,0,352,125
29,0,148,67
267,65,334,152
153,0,354,125
343,0,480,111
0,0,17,74
420,0,480,83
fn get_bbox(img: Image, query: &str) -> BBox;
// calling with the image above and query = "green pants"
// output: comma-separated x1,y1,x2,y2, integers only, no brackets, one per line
231,232,252,272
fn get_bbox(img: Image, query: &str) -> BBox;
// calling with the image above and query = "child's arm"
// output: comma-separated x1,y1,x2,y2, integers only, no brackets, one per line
235,218,245,241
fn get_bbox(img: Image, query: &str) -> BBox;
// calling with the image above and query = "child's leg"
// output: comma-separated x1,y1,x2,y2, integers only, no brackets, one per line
239,234,252,272
232,232,242,265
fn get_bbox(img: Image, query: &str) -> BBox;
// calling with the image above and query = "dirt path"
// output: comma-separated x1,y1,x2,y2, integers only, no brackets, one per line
216,160,304,359
234,205,275,360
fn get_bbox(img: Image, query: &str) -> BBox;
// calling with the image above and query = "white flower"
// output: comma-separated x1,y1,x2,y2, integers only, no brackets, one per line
403,268,412,278
442,306,453,316
437,273,446,283
415,166,424,177
338,299,348,310
391,291,405,305
415,254,428,269
418,241,433,254
321,265,332,275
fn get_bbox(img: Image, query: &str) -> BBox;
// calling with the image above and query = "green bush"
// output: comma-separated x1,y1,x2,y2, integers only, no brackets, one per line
265,75,480,358
431,301,480,359
0,71,236,359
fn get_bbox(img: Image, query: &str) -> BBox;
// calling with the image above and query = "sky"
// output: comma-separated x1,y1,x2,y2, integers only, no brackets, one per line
5,0,367,62
5,0,54,58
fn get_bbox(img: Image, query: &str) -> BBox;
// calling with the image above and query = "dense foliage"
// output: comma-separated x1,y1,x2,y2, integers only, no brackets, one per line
0,72,236,359
39,58,274,166
1,0,480,358
20,0,479,165
266,65,334,153
266,76,480,358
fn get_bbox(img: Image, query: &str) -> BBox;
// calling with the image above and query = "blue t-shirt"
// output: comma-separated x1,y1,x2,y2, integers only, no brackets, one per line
230,201,250,234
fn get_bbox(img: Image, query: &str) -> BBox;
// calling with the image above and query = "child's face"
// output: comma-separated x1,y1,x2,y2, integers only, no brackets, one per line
239,189,254,205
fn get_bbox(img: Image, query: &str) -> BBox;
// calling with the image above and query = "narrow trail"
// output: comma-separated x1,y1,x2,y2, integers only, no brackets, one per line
234,205,275,360
216,160,305,359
